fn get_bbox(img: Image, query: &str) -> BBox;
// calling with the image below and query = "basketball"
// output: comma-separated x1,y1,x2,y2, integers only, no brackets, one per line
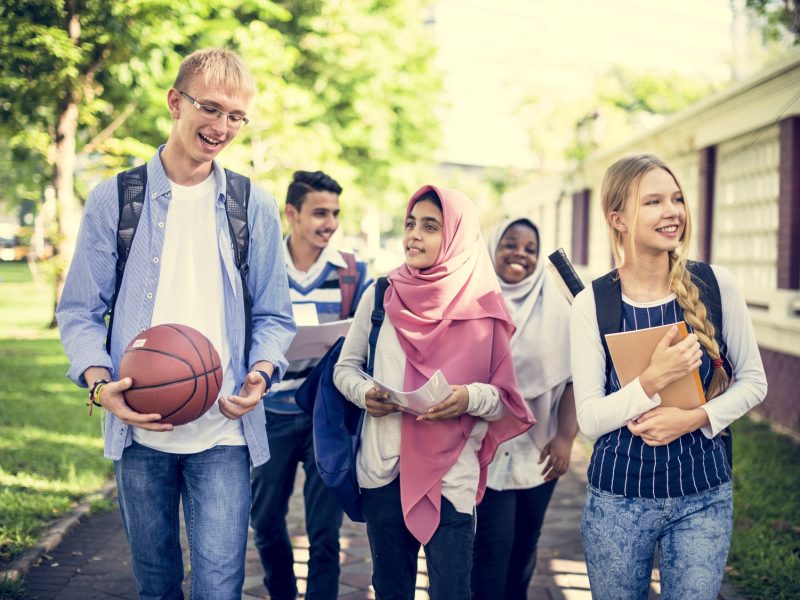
119,324,222,426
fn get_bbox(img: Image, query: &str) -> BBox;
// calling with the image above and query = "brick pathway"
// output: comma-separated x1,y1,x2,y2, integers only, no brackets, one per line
17,442,653,599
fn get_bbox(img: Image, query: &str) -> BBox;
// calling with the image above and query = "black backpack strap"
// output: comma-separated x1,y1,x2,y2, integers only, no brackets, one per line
366,277,389,376
591,269,621,386
107,164,148,352
223,169,252,365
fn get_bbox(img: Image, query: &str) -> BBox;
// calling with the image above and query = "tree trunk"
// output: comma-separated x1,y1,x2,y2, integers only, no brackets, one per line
49,100,80,328
49,1,82,328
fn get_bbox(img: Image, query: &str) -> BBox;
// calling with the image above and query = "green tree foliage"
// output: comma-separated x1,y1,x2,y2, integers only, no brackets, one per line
746,0,800,43
0,0,442,322
519,66,718,166
245,0,442,226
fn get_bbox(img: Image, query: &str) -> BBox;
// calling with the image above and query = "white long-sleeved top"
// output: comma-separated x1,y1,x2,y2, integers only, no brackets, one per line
333,284,506,515
569,264,767,441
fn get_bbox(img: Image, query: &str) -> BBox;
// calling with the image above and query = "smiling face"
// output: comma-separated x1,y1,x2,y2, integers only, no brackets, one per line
403,198,443,270
286,190,341,252
613,167,687,258
166,76,251,169
494,221,539,284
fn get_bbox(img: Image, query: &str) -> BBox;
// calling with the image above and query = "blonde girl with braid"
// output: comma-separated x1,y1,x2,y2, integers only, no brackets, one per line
569,154,767,600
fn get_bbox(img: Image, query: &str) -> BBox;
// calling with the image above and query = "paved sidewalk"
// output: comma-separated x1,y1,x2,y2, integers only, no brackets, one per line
17,442,662,599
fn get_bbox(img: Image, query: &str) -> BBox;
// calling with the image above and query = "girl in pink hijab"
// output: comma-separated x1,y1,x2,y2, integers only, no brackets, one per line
334,185,534,599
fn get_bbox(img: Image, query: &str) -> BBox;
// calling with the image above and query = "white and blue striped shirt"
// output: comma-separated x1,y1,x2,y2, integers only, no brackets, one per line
570,267,767,499
589,297,730,498
263,239,370,414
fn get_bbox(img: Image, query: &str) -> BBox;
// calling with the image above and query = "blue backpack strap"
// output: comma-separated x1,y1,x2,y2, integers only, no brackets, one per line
223,169,252,365
107,164,148,352
591,269,621,387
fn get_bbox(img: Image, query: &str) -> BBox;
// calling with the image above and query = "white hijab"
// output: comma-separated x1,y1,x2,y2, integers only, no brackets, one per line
487,218,572,399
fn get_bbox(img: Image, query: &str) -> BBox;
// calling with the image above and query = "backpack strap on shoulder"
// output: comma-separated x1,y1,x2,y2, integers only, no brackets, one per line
685,260,733,466
107,164,148,352
366,277,389,375
223,169,252,364
591,269,621,383
337,251,359,319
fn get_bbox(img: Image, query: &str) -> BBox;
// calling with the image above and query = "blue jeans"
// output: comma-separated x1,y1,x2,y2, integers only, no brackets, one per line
581,481,733,600
250,411,343,600
114,441,251,600
471,479,558,600
361,477,475,600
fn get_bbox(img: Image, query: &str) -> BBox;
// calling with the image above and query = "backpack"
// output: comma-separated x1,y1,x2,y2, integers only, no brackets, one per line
108,164,252,360
336,251,368,319
294,277,389,522
591,260,733,466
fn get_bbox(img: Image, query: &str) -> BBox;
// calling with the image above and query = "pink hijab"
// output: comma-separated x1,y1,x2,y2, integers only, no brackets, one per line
384,184,535,544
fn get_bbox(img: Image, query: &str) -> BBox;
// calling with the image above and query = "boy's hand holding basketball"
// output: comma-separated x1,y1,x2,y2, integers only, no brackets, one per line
83,366,174,431
365,386,402,418
92,379,175,431
220,370,270,420
417,385,469,421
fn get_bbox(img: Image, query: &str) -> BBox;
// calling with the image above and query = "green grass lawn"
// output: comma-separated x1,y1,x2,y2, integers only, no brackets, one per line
0,262,112,565
729,417,800,600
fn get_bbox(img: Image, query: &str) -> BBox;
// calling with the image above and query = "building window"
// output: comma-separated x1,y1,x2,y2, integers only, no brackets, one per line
572,189,590,265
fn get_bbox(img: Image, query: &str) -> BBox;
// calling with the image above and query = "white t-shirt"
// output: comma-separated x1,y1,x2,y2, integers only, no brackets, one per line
133,174,246,453
333,284,507,515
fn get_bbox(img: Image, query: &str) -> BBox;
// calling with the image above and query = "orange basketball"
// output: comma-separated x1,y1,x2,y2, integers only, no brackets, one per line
119,324,222,426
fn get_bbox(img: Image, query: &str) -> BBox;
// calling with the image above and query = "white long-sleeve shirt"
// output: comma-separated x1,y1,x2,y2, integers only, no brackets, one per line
570,264,767,441
333,284,506,514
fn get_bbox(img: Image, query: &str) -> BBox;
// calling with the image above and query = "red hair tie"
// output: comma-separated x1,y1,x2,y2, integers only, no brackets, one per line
711,358,724,369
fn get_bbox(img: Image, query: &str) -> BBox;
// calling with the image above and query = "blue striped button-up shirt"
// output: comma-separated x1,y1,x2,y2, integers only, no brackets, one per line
56,148,295,466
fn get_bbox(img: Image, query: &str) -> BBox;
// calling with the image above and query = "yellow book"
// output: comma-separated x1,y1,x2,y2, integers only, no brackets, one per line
604,321,705,409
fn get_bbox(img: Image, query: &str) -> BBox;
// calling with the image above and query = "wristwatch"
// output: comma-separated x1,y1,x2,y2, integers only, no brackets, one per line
254,370,272,393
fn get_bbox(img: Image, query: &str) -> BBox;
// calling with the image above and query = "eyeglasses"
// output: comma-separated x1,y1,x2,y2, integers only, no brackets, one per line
178,90,249,128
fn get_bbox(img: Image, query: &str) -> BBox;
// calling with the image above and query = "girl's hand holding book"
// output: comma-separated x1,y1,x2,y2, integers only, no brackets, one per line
640,326,703,396
627,406,710,446
365,385,403,418
416,385,469,422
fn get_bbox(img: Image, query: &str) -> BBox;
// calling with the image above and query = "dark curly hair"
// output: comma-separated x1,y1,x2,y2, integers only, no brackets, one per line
286,170,343,210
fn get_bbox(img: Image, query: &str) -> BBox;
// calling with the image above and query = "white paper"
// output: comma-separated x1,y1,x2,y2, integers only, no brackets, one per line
356,369,452,416
285,319,353,362
292,303,319,326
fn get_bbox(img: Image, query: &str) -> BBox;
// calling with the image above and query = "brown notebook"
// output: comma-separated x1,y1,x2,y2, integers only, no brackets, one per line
604,321,706,409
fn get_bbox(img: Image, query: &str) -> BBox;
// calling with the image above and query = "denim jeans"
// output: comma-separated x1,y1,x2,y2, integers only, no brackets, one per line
471,479,558,600
114,441,251,600
361,477,475,600
581,481,733,600
250,411,343,600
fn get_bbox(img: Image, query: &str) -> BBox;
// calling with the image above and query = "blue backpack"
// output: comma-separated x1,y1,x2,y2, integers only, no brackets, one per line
295,277,388,522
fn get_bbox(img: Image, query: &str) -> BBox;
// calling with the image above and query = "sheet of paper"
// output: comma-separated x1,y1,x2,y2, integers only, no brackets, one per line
285,319,353,362
356,368,452,416
292,303,319,326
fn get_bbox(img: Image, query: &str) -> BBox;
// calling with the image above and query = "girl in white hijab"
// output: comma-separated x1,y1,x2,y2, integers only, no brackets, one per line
471,218,578,600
